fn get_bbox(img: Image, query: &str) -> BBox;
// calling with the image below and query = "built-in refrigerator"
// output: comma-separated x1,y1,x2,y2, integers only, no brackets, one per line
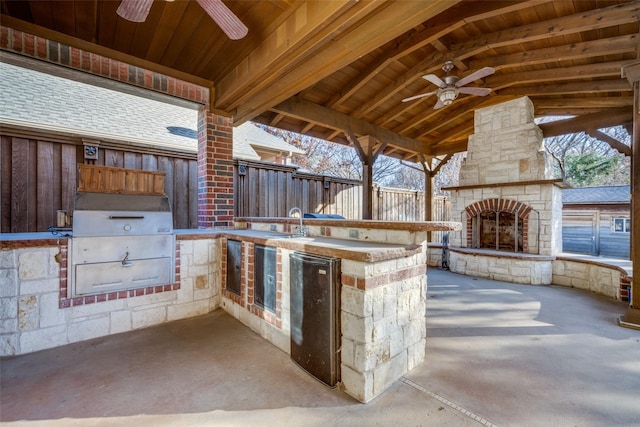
289,252,340,387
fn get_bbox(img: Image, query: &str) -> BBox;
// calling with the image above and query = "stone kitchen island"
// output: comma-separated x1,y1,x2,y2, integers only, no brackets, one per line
1,218,459,403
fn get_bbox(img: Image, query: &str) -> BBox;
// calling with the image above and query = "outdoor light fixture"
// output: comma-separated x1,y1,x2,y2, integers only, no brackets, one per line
438,87,459,106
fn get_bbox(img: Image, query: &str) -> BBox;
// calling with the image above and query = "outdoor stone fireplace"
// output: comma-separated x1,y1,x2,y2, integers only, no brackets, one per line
446,96,564,284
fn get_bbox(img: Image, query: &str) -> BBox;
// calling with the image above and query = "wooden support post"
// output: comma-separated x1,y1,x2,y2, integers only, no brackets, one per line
621,62,640,328
346,131,386,220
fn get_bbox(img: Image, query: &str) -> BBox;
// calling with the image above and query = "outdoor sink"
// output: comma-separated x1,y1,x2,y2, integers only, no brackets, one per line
265,233,300,239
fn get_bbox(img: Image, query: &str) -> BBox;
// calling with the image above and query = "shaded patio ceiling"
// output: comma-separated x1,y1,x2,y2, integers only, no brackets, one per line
1,0,638,161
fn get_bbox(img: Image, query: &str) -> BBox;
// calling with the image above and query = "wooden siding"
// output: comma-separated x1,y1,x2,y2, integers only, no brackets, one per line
562,206,630,259
1,132,198,232
2,133,449,234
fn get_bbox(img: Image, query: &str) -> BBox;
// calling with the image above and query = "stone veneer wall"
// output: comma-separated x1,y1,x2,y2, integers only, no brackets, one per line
449,97,563,257
0,238,221,356
340,253,426,403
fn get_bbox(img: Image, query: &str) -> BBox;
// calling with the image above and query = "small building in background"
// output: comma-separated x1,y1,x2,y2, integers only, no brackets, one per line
562,185,631,259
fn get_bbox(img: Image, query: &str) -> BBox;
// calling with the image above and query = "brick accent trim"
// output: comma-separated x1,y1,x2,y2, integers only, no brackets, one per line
341,264,426,290
221,239,245,307
0,26,209,105
197,107,234,228
59,240,181,308
464,198,532,252
246,246,282,328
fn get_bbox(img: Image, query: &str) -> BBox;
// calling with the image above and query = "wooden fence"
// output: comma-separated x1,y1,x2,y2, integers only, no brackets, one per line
1,129,198,232
1,131,449,234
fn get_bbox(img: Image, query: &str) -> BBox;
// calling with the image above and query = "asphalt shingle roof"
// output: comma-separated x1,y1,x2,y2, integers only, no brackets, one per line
0,61,300,159
562,185,630,204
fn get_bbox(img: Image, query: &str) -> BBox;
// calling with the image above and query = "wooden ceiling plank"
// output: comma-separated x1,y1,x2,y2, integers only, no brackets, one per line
272,97,427,156
468,34,639,71
454,1,640,55
73,0,99,43
538,107,633,137
0,15,212,88
144,1,190,63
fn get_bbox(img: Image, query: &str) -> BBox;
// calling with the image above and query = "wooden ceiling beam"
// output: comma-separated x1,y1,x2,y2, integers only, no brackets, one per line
469,34,639,71
532,96,634,109
499,79,632,96
349,1,639,121
587,130,632,156
453,1,640,55
224,1,459,122
326,1,538,109
538,107,632,138
488,60,632,88
272,97,429,156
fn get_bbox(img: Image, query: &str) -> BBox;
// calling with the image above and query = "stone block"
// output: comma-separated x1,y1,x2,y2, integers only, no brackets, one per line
383,286,398,318
403,319,426,347
19,277,60,295
0,333,18,356
131,306,167,330
19,324,67,353
0,296,17,320
389,328,404,358
192,239,210,265
341,286,370,317
372,315,396,342
39,292,67,328
341,337,355,368
67,316,110,343
0,269,17,297
0,250,16,269
407,339,426,371
167,299,211,321
69,298,125,318
372,351,407,396
18,251,48,280
18,295,38,330
354,337,390,372
125,290,175,307
110,310,132,334
371,287,384,322
342,311,373,342
340,364,373,403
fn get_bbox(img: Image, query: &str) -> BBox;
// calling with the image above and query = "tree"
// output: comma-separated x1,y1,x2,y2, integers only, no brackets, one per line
543,125,631,187
257,124,400,182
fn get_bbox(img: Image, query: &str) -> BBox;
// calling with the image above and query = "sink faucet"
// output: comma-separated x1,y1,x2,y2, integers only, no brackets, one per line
288,207,306,236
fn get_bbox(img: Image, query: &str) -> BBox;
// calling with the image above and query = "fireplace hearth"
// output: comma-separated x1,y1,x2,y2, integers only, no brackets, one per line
445,97,565,285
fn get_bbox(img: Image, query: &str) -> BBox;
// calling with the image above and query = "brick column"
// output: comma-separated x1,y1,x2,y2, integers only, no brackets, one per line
197,106,234,228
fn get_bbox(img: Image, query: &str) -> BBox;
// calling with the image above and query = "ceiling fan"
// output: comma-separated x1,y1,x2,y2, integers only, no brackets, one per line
402,61,495,109
116,0,248,40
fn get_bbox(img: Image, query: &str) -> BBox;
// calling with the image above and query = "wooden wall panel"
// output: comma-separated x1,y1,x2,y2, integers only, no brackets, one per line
1,133,197,232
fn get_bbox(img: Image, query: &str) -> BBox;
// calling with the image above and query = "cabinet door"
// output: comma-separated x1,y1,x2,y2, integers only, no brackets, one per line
226,239,242,295
255,245,276,311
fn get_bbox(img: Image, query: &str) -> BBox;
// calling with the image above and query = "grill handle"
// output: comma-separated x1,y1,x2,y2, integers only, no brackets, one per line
109,215,145,220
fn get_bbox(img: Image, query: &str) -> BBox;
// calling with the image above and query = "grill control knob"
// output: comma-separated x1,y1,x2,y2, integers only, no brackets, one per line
123,224,132,231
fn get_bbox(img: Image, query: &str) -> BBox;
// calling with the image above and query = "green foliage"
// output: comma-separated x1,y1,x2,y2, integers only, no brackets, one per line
563,152,625,187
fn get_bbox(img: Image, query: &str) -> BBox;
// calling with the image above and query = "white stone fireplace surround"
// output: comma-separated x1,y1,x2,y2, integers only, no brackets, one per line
446,97,564,285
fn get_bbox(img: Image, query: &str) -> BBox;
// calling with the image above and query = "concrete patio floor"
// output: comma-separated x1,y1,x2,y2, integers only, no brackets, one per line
2,269,639,426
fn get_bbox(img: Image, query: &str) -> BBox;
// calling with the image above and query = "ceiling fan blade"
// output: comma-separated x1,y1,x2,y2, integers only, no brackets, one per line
116,0,153,22
433,97,446,110
458,87,492,96
455,67,495,87
422,74,446,88
197,0,248,40
402,90,437,103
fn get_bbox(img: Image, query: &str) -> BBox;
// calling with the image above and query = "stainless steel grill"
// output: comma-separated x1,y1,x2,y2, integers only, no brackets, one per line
69,192,176,297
